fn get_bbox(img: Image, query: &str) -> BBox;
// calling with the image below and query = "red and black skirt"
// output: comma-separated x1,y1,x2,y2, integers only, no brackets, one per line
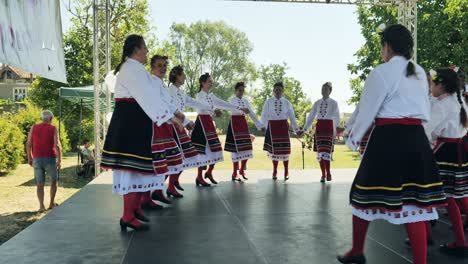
359,126,374,157
151,123,184,174
313,119,334,160
173,125,198,159
225,115,253,153
102,98,179,175
191,115,222,154
433,137,468,198
350,118,447,212
263,120,291,159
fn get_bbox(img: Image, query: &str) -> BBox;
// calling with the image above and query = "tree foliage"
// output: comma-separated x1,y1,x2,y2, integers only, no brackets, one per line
252,63,312,127
169,20,256,99
348,0,467,104
29,0,154,149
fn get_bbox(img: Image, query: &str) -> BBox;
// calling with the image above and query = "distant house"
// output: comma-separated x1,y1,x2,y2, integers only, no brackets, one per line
0,64,33,101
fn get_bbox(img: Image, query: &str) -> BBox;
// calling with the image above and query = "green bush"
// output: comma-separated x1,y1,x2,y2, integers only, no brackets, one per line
0,114,25,173
12,104,71,155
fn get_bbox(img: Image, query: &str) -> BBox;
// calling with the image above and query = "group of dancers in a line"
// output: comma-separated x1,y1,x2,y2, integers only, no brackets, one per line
101,24,467,264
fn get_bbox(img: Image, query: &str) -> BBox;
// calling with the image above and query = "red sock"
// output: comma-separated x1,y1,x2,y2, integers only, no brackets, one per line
140,191,151,203
272,160,279,176
207,164,215,175
123,192,137,222
325,160,331,176
346,215,370,256
458,197,468,224
133,192,145,216
168,174,177,192
319,159,326,177
447,197,468,247
233,161,239,175
425,221,432,240
405,222,426,264
283,160,289,176
197,167,203,180
240,159,247,173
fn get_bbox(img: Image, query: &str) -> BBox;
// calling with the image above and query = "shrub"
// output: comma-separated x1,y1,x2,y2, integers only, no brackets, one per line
0,114,25,173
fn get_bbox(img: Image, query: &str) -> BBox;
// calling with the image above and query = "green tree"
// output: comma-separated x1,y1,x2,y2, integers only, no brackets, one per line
29,0,154,149
169,20,256,99
252,63,312,127
348,1,467,104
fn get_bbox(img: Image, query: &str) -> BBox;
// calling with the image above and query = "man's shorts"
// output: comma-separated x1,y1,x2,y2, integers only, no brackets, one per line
33,157,58,184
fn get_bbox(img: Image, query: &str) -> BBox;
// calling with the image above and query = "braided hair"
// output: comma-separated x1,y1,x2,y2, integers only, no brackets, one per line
433,68,467,128
114,34,145,74
381,25,416,77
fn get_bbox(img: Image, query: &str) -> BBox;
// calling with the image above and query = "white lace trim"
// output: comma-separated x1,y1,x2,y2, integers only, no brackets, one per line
230,150,253,162
112,170,165,195
267,153,290,161
181,155,211,170
197,145,224,165
351,205,439,225
316,152,333,161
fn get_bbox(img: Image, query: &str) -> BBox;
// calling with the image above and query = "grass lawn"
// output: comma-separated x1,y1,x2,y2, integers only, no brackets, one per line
214,135,361,170
0,136,359,245
0,153,93,245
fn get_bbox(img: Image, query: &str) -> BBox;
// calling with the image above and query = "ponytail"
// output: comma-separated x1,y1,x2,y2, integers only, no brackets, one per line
456,89,468,128
114,53,127,75
406,61,416,77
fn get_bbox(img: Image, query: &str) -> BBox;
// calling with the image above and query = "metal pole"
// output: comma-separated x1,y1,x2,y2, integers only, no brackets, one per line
93,0,100,178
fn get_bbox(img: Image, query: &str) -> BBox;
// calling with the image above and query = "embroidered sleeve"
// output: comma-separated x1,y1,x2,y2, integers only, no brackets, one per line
304,101,318,132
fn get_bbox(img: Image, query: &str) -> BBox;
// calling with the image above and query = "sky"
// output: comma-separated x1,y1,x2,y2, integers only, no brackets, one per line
61,0,365,113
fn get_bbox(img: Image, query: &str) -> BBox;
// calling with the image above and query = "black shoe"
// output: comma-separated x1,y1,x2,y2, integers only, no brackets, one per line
240,171,248,180
204,173,218,184
320,177,325,183
272,175,277,180
337,254,366,264
405,237,434,246
166,189,183,198
120,218,149,231
141,202,163,211
151,191,172,205
284,175,289,181
174,181,184,191
232,174,242,182
134,210,149,222
196,178,211,187
439,243,468,256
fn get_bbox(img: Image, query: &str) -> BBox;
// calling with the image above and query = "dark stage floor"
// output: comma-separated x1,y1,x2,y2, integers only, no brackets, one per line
0,170,465,264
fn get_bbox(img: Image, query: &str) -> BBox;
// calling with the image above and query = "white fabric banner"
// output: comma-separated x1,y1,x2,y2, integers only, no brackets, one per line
0,0,67,83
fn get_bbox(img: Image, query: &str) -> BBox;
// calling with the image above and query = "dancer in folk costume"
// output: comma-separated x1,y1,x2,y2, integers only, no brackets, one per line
191,73,249,186
345,104,373,158
225,82,263,182
423,68,468,255
147,55,186,204
338,25,447,264
101,35,185,231
261,82,303,181
167,65,212,196
304,82,340,182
